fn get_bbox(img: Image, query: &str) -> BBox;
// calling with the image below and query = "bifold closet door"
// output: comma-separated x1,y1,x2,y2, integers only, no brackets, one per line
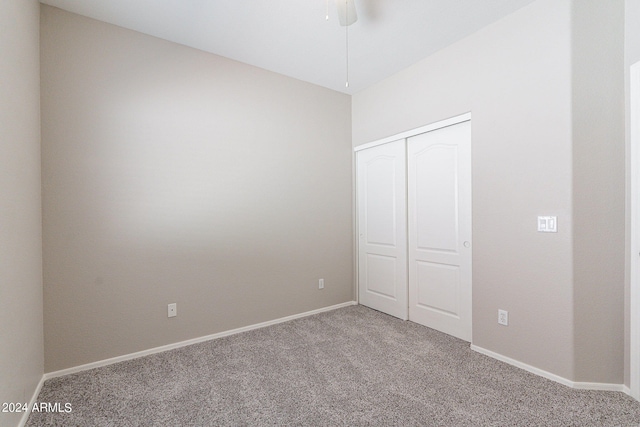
407,121,472,341
357,139,408,320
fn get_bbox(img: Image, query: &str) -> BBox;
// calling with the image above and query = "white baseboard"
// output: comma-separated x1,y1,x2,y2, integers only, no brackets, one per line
44,301,357,381
471,344,624,392
17,375,46,427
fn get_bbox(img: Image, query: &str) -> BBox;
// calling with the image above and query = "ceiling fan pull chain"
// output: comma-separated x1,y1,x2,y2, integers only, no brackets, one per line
345,0,349,88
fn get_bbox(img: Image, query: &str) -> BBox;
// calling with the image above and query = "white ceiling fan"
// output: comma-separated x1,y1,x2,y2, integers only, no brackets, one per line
333,0,358,26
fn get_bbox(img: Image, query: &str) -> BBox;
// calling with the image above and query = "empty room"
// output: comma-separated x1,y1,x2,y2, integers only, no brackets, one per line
3,0,640,425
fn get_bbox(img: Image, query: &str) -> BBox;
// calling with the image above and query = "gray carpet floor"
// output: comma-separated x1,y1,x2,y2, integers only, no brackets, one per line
27,305,640,426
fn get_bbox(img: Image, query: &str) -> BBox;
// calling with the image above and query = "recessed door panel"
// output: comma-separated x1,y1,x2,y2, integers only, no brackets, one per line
365,157,397,247
366,254,397,299
416,261,459,317
415,145,459,253
357,140,407,320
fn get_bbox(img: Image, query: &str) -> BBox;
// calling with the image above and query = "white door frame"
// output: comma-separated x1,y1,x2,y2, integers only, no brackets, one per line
630,60,640,400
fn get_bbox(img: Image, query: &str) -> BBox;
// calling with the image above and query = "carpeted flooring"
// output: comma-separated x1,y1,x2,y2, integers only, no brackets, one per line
27,305,640,426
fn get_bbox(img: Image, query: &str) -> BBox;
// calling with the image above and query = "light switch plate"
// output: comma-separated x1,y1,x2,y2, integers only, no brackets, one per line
537,216,557,233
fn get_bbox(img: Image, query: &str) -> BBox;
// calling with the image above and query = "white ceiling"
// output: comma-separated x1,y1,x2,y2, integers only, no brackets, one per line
39,0,537,94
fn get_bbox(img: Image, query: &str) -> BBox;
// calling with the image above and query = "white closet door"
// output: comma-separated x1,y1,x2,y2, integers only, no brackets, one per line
407,121,472,341
357,140,408,320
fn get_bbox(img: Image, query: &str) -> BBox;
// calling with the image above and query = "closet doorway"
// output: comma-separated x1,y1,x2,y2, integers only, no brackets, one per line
355,114,472,341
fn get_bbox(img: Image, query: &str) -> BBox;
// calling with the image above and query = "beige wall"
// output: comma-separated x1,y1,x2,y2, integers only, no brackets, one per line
0,0,43,425
354,0,576,379
40,6,353,372
572,0,625,383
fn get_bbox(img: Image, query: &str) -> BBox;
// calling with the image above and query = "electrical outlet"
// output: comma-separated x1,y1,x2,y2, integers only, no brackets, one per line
498,309,508,326
168,303,177,318
319,278,324,289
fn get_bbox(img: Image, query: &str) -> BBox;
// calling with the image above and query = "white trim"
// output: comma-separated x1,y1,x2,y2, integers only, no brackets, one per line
17,375,45,427
631,60,640,401
44,301,357,380
471,345,624,392
353,112,471,152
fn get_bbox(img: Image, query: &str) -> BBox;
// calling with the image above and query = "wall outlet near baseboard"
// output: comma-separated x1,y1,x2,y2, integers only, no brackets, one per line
319,279,324,289
498,309,508,326
168,303,177,318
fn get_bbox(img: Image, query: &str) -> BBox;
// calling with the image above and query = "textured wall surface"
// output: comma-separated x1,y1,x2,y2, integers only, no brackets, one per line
571,0,625,383
41,6,353,372
0,0,43,426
